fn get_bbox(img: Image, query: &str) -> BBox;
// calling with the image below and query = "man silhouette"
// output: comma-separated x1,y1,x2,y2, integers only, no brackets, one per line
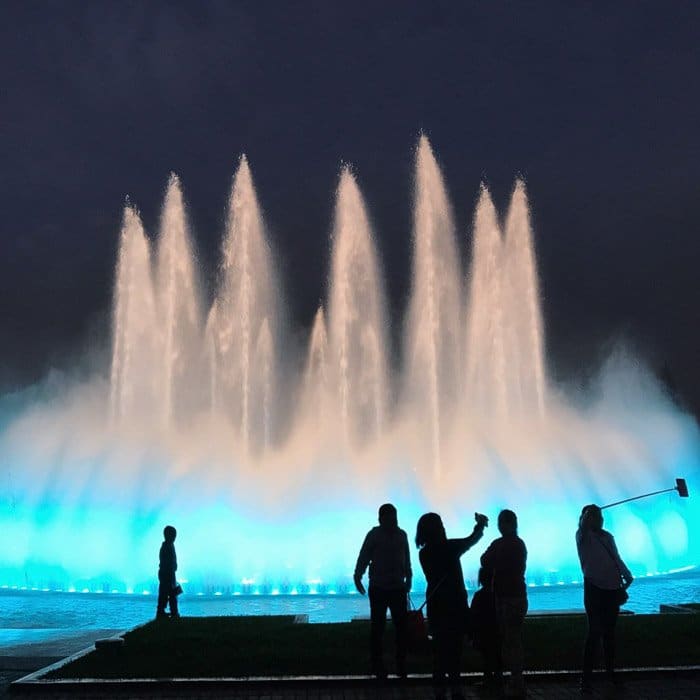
354,503,412,679
156,525,180,619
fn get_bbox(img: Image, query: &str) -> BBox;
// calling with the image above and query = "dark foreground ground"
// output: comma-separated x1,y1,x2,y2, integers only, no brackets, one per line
5,670,700,699
43,614,700,678
4,614,700,698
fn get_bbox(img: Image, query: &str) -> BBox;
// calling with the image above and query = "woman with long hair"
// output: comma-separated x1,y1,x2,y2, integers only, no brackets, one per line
576,504,633,693
416,511,488,700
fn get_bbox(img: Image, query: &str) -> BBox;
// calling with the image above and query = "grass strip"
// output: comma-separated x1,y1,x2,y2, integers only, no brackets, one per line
49,612,700,679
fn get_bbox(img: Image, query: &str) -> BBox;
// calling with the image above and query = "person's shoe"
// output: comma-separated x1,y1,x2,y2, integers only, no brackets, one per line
449,684,465,700
433,683,448,700
607,671,625,690
170,612,181,619
504,676,526,698
155,611,169,619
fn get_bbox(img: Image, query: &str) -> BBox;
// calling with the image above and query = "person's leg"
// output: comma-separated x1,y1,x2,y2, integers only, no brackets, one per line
582,581,603,689
497,597,512,676
168,585,180,617
485,634,503,689
369,586,388,677
387,588,408,676
431,627,449,699
479,603,502,688
156,574,168,616
446,628,464,699
600,591,619,680
497,595,528,694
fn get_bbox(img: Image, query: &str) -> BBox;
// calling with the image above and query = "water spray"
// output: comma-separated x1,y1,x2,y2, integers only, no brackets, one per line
601,478,689,510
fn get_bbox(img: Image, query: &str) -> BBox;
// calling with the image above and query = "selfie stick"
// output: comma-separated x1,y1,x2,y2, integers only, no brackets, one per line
601,478,689,510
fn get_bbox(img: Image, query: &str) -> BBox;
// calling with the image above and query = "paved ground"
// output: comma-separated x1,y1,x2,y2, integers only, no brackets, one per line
3,631,700,698
5,670,700,698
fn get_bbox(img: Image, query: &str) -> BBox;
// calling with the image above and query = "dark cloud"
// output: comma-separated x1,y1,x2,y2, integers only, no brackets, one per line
1,0,699,412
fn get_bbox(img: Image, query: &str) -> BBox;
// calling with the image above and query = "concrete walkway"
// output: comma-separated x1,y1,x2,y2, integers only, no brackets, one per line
7,669,700,698
1,627,121,698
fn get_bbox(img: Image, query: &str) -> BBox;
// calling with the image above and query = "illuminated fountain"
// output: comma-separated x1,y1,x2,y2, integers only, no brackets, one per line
328,167,389,448
0,136,698,596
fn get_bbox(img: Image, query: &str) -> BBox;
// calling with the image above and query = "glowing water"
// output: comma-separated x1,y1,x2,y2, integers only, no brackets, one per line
502,180,546,416
328,167,388,447
406,136,463,480
155,174,200,429
208,156,278,454
301,307,330,430
465,185,507,419
109,204,158,423
1,137,698,596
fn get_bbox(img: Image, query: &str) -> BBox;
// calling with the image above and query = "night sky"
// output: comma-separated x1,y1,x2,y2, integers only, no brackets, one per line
1,1,699,414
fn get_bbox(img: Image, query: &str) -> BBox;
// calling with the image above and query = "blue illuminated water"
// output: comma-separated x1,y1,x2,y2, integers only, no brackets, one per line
2,571,699,632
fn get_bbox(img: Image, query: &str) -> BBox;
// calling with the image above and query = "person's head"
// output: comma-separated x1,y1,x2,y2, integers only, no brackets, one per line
378,503,398,528
415,512,446,548
579,504,603,532
497,509,518,536
163,525,177,542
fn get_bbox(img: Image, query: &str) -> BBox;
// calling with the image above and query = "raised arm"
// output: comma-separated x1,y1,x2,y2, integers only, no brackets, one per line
453,513,489,557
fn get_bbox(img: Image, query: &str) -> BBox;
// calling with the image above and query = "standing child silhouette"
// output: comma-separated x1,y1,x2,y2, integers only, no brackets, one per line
156,525,180,619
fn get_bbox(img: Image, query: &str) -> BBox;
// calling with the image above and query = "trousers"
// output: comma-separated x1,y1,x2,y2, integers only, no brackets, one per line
368,585,407,675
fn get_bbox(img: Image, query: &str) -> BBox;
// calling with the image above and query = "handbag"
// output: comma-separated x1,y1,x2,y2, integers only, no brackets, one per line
405,573,449,649
614,587,628,606
595,533,629,608
405,598,429,649
173,583,183,596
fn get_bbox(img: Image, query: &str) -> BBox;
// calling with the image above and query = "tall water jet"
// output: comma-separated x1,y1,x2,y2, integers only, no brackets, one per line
204,301,221,415
255,319,273,450
361,325,385,439
464,184,508,419
155,174,201,428
502,179,546,416
214,156,278,453
302,306,330,427
327,167,388,447
405,136,463,481
109,204,158,423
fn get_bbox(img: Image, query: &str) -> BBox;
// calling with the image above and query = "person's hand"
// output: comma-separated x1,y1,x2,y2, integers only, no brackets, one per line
405,579,412,594
623,574,634,589
354,574,366,595
474,512,489,528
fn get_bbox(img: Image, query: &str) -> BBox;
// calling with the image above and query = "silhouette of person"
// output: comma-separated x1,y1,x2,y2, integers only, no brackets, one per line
354,503,412,679
416,511,488,700
576,504,633,693
480,509,528,698
470,566,502,692
156,525,180,619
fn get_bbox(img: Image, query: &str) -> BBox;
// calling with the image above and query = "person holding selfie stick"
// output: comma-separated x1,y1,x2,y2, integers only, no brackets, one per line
576,504,633,693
